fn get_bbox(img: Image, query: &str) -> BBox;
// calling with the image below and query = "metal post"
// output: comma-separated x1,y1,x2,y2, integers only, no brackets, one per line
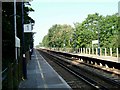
89,48,90,54
81,48,82,53
117,48,118,58
105,48,107,56
0,2,2,90
14,0,18,61
100,48,102,56
110,48,112,56
64,39,66,52
83,48,85,54
22,1,27,79
98,24,100,56
118,2,120,63
86,48,87,54
96,48,98,55
92,48,94,54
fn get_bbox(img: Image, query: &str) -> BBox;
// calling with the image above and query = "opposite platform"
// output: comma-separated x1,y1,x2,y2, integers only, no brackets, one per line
73,53,119,63
19,49,71,90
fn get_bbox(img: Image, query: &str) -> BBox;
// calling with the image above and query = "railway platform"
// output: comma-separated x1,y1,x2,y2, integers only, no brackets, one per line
73,53,119,63
47,49,119,63
55,51,119,63
19,49,71,89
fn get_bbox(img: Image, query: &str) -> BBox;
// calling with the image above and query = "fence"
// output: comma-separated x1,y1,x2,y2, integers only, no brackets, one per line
76,48,119,58
49,47,119,58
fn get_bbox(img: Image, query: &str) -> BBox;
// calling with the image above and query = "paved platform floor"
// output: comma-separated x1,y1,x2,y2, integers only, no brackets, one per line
19,49,72,90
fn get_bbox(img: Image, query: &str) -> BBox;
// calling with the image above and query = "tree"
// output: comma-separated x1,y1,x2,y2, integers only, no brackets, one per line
72,13,102,48
42,24,74,48
42,13,118,54
73,13,118,52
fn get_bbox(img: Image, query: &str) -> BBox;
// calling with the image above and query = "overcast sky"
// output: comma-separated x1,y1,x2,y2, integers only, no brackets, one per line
29,0,119,46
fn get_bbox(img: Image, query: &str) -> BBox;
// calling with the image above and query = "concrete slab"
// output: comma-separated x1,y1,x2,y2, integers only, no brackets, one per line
19,49,72,89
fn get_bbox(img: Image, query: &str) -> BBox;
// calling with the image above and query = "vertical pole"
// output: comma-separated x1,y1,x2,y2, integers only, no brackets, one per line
85,48,86,54
92,48,94,54
100,48,102,56
81,48,82,53
14,0,16,37
105,48,107,56
96,48,98,55
83,48,85,54
86,48,87,54
0,2,2,90
22,1,27,79
117,48,118,58
89,48,90,54
110,48,112,57
14,0,18,61
118,2,120,62
98,23,100,56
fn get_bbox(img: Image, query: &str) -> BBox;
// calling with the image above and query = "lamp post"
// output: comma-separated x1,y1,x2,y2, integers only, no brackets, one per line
29,20,35,58
14,0,17,61
98,30,100,56
94,20,100,56
73,31,77,53
63,30,66,51
97,23,100,56
63,40,66,51
22,1,27,79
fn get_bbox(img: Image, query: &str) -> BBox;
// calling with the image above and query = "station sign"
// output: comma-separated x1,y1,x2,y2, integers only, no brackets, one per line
92,40,98,44
24,24,32,33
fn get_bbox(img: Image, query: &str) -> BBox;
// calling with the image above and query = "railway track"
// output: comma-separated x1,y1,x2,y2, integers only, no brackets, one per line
39,50,96,89
38,50,120,90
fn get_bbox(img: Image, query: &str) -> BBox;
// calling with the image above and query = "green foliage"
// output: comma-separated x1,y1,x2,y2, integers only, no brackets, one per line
42,24,74,48
42,35,49,47
73,13,118,51
42,13,118,54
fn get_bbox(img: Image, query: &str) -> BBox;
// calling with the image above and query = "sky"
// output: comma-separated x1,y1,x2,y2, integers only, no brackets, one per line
29,0,120,46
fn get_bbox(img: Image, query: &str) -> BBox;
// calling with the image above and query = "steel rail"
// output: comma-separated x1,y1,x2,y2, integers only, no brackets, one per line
41,50,120,90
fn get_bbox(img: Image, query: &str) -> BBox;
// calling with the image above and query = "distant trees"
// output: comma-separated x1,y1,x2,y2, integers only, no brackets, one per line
73,13,118,49
42,13,118,53
42,24,74,48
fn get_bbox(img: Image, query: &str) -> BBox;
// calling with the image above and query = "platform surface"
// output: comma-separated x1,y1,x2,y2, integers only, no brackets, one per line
73,53,119,63
19,49,71,90
48,49,119,63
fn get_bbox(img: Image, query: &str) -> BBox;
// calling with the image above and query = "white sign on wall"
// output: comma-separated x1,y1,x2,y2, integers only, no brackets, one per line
92,40,98,44
24,24,32,33
15,36,20,47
